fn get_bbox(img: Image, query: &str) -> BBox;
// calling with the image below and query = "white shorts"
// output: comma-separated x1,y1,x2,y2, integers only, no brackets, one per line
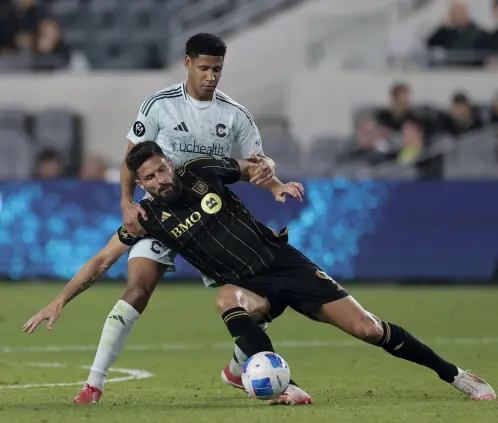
128,237,218,287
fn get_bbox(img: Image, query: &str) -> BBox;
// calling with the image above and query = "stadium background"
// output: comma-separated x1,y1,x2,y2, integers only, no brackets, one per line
1,1,498,421
1,0,497,282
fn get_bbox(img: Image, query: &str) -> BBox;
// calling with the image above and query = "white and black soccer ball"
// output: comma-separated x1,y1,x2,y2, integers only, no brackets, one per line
241,352,291,400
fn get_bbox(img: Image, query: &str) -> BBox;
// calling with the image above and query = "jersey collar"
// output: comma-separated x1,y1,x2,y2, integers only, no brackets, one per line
182,80,217,102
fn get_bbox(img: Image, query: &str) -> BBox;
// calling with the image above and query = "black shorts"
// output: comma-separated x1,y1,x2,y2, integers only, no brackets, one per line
230,244,349,321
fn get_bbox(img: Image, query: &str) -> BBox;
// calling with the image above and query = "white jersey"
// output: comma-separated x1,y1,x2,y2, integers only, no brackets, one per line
126,81,263,288
126,81,263,166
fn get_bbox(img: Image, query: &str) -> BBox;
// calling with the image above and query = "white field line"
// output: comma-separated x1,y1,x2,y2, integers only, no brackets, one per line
1,336,498,354
0,363,153,389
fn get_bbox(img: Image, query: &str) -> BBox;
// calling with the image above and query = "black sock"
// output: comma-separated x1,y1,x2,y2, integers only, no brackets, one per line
379,321,459,383
223,308,299,388
222,307,275,357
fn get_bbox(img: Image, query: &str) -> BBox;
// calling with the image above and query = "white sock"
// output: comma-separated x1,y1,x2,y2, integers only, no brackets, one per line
86,300,140,391
230,322,268,377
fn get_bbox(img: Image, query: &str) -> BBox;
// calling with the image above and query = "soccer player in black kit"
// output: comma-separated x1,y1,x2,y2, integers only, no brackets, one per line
114,141,495,403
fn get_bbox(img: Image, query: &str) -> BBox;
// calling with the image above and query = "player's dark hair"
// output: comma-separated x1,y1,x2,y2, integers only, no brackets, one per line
390,82,409,98
185,33,227,58
452,92,470,105
126,141,165,174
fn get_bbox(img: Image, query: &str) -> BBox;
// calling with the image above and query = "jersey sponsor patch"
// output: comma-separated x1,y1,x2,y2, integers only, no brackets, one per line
133,121,146,137
201,193,222,214
215,123,228,138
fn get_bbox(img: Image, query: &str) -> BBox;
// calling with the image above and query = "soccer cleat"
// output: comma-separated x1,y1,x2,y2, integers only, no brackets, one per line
221,364,245,391
268,384,313,405
451,369,496,400
74,384,103,404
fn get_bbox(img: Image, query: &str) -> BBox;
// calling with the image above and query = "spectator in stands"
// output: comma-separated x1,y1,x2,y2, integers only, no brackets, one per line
375,83,434,137
79,155,109,181
426,0,488,67
440,92,483,137
397,116,444,179
397,117,424,166
338,117,397,166
34,149,64,179
5,0,69,70
375,83,415,133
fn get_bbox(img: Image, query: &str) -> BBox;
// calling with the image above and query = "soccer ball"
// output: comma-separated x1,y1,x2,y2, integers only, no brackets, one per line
241,351,291,400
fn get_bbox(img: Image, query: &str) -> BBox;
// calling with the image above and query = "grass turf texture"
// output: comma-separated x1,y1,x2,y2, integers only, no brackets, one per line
0,284,497,423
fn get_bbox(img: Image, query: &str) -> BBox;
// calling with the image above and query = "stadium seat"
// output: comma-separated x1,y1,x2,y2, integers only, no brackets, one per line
124,1,167,31
0,109,33,136
0,129,33,179
444,128,498,179
129,36,168,69
87,0,124,31
260,135,303,179
85,31,135,70
50,0,87,31
307,136,350,177
33,109,83,176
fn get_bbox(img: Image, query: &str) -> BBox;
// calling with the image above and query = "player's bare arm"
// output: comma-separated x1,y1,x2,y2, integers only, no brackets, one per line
121,141,148,237
248,152,276,185
238,156,304,203
22,234,129,334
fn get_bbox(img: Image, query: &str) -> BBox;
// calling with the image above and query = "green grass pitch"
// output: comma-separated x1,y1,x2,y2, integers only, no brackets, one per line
0,283,497,423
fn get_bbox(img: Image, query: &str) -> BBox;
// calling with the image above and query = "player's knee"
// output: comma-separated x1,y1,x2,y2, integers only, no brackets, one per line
215,285,244,315
122,277,157,312
352,313,384,344
215,285,268,322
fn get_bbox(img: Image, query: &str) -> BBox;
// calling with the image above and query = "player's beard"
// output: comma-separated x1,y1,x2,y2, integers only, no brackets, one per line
155,175,182,203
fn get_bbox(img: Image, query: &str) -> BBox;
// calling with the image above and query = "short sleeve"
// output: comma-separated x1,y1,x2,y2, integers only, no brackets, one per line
126,100,160,144
179,157,241,185
116,225,140,247
234,108,263,159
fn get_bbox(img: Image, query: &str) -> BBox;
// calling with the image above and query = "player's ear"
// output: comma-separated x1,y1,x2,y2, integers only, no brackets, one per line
135,179,144,190
184,55,191,71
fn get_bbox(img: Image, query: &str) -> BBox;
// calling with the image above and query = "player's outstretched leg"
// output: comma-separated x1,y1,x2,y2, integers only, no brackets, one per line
216,285,313,405
74,258,167,404
313,295,496,401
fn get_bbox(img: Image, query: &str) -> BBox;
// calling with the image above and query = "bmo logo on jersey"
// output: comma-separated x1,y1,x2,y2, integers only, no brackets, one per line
215,123,228,138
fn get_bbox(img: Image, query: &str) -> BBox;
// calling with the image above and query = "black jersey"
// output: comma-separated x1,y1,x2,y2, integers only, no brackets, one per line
118,157,288,284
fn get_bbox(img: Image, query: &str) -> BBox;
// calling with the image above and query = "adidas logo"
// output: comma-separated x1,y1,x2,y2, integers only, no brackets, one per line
161,211,171,222
108,314,125,325
173,122,189,132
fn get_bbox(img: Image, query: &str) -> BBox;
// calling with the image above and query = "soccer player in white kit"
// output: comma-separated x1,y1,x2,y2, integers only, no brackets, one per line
65,33,311,405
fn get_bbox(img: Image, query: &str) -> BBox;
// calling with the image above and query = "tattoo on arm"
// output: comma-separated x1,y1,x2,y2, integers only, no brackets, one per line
63,277,98,306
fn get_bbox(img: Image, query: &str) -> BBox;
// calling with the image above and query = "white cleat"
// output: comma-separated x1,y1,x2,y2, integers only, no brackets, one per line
451,368,496,400
268,384,313,405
